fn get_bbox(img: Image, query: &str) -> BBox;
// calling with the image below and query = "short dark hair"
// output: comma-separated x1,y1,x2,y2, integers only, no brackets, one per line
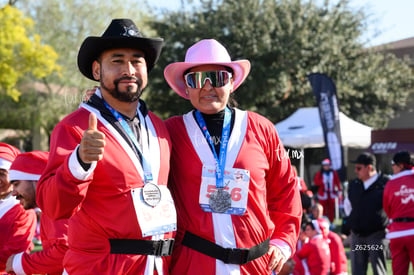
392,151,413,169
351,152,376,167
305,221,315,230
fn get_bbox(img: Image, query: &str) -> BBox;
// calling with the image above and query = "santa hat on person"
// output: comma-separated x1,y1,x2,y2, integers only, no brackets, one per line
0,143,21,171
311,218,330,239
321,159,331,166
311,219,323,234
317,218,330,239
9,151,49,181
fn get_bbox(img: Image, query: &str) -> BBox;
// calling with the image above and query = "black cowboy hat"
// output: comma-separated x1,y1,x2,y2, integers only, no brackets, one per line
77,18,163,81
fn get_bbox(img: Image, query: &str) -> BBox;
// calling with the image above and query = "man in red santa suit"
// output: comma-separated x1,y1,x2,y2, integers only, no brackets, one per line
318,218,348,275
36,18,176,275
5,151,69,275
384,151,414,275
164,39,302,274
0,143,36,273
313,159,341,223
295,220,331,275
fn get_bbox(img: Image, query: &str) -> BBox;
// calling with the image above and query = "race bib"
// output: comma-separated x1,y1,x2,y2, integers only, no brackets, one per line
199,165,250,215
132,185,177,237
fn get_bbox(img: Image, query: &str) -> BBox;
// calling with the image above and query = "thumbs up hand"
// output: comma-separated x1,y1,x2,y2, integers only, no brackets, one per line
79,113,106,163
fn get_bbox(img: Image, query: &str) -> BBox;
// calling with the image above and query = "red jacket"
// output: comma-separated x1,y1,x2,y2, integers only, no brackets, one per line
37,99,174,275
14,214,68,275
384,170,414,239
327,231,347,275
296,235,331,275
0,196,36,272
313,170,341,200
166,109,302,274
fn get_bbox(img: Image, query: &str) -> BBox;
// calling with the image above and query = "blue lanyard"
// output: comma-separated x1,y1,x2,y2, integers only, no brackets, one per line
103,101,153,183
195,107,231,188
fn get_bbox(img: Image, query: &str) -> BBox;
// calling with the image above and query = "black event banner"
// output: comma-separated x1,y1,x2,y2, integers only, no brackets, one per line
308,73,345,181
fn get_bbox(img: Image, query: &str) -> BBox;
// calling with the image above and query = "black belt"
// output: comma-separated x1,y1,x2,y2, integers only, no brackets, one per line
182,231,269,265
109,238,174,256
393,217,414,223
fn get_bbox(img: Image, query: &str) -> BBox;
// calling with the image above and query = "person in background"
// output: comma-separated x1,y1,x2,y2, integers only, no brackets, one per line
309,202,330,224
309,202,324,220
318,218,348,275
36,19,176,274
345,152,389,275
383,151,414,275
163,39,302,274
292,165,309,194
5,151,69,275
313,158,341,223
294,220,331,275
0,143,36,273
293,165,313,214
291,225,308,275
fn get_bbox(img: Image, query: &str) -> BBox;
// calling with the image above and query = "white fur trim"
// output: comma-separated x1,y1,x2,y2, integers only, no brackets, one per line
12,252,26,275
312,220,322,234
391,169,414,180
269,239,292,259
0,195,19,219
9,170,40,181
0,158,12,170
68,145,97,181
386,228,414,239
80,89,161,184
302,259,310,275
183,108,247,275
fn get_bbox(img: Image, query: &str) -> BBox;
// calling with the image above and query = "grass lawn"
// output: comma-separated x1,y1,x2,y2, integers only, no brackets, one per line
33,243,43,252
344,247,394,275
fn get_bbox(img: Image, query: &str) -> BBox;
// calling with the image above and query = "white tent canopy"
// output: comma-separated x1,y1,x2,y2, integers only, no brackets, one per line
275,107,371,178
275,107,371,149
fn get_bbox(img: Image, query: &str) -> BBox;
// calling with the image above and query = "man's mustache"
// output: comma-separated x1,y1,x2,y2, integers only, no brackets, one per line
115,76,141,84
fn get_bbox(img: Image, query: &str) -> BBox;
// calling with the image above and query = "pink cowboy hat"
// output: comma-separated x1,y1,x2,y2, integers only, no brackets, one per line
164,39,251,99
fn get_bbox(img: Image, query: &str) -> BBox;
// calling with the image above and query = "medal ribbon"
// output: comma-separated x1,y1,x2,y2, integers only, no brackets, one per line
195,107,231,188
103,101,153,183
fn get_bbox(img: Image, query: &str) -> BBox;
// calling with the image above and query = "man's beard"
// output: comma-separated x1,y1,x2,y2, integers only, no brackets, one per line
101,76,144,102
16,194,36,210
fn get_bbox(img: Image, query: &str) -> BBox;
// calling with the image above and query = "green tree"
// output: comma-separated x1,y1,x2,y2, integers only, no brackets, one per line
16,0,155,91
0,4,60,100
146,0,414,128
0,0,154,149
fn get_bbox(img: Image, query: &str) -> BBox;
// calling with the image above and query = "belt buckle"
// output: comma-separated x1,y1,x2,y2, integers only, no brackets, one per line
224,247,249,265
155,239,174,256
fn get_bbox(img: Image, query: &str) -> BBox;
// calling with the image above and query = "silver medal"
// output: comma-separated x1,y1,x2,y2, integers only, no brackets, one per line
142,183,162,207
209,188,231,213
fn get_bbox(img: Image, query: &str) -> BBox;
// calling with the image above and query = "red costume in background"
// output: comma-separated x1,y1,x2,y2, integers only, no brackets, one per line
327,230,348,275
313,170,341,222
295,234,331,275
12,214,68,275
0,195,36,272
384,169,414,275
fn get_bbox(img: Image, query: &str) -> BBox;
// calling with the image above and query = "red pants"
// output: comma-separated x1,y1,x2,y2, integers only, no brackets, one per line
390,234,414,275
319,198,335,223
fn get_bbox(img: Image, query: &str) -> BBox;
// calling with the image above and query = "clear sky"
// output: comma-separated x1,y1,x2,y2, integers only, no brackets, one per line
152,0,414,46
